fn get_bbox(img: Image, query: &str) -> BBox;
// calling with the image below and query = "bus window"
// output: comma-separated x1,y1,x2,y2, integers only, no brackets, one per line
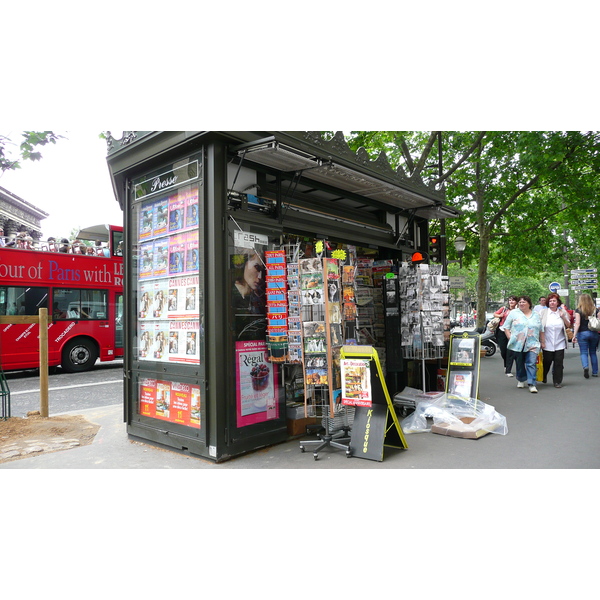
53,289,108,320
0,286,48,316
112,230,124,257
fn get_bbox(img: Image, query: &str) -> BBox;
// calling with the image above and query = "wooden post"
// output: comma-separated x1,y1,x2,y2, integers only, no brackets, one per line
39,308,49,417
0,309,50,416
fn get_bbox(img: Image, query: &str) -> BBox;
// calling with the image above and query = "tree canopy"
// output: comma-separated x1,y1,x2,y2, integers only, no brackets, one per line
346,131,600,322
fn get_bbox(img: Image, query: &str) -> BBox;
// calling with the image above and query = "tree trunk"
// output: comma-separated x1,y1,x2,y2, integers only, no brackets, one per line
477,228,491,329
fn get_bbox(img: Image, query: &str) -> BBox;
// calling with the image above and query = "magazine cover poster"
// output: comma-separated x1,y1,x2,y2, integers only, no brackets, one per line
155,380,172,419
169,234,185,275
167,320,200,364
341,358,372,407
184,187,199,229
139,202,154,241
170,381,194,426
167,276,200,319
190,385,201,427
168,194,185,233
138,282,154,320
153,198,169,237
139,241,154,279
153,238,169,278
448,371,473,398
236,340,279,427
152,321,169,361
139,378,157,418
139,322,154,360
168,329,180,356
185,231,200,274
151,279,168,318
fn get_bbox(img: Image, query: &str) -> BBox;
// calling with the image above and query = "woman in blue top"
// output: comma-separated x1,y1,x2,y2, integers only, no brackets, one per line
503,295,545,393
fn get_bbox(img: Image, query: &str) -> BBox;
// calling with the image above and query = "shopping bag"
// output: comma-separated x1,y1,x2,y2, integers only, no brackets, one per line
536,351,544,382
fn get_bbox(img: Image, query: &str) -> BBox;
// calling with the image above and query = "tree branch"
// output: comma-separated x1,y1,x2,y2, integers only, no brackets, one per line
395,135,415,174
412,132,440,177
434,131,487,185
489,144,581,230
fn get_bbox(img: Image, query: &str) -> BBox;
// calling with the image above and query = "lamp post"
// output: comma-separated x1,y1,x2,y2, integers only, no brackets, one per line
454,236,466,269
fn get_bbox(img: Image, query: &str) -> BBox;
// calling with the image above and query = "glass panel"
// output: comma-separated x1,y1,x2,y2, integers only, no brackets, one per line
138,376,202,429
229,226,282,428
129,152,205,433
134,181,203,365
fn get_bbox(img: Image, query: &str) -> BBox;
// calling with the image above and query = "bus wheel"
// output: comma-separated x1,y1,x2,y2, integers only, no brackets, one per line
62,338,98,373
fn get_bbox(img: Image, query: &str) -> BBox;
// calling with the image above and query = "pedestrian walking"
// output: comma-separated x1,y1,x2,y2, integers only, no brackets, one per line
540,293,571,388
503,295,545,393
534,296,547,313
495,295,518,376
573,293,600,378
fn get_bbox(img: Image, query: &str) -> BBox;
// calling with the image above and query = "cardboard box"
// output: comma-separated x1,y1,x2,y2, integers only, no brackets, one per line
287,417,319,437
431,416,497,439
286,403,308,420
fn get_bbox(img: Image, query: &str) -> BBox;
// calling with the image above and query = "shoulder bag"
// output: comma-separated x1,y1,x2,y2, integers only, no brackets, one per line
588,312,600,332
487,316,501,332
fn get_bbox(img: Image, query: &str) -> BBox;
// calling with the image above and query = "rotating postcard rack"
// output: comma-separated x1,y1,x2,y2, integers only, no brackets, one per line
293,253,356,459
399,262,447,392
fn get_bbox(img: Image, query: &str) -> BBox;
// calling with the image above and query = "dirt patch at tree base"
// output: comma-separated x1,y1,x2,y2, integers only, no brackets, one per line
0,413,100,464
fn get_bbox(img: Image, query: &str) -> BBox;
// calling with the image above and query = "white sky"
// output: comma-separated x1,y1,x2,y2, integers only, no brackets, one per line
0,131,123,239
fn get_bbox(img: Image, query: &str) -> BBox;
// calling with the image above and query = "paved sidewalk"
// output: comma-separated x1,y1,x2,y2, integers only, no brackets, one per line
2,349,599,469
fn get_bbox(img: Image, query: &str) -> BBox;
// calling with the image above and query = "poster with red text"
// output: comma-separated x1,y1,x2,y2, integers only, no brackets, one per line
139,378,157,418
236,340,279,428
138,378,201,428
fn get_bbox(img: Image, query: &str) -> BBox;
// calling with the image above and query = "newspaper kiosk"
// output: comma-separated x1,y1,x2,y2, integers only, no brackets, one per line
106,131,458,462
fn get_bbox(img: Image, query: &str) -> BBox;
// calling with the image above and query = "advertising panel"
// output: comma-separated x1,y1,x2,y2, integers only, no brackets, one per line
235,340,279,427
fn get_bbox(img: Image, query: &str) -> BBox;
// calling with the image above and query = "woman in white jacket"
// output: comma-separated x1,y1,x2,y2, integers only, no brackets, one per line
539,293,571,388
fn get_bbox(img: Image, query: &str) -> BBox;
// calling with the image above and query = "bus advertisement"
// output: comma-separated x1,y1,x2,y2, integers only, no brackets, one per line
0,224,124,372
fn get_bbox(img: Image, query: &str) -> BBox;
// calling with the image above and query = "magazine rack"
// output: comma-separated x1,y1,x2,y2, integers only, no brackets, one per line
446,331,482,399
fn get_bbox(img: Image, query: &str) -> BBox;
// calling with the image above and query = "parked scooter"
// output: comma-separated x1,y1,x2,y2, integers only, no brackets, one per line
479,326,498,357
451,324,498,357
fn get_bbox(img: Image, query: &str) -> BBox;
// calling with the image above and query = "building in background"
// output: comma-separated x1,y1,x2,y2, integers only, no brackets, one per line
0,185,48,243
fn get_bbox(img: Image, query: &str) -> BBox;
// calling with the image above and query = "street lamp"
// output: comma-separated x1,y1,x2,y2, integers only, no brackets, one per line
454,236,466,268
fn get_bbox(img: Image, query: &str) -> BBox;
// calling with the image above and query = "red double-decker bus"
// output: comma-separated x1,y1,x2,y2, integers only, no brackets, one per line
0,224,124,372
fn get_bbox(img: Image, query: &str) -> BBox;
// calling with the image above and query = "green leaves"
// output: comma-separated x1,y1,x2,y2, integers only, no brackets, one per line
1,131,62,171
347,130,600,320
19,131,61,162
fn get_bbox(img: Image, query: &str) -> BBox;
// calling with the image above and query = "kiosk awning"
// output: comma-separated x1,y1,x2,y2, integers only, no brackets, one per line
233,134,460,219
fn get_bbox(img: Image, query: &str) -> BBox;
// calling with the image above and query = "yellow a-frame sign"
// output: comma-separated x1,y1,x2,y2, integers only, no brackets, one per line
340,345,408,461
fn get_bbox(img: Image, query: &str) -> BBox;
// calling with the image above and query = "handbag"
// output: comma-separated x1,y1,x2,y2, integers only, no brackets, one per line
588,313,600,332
487,316,501,332
536,350,544,383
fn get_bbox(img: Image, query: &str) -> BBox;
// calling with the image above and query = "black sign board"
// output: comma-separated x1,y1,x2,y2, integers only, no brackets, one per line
341,345,408,462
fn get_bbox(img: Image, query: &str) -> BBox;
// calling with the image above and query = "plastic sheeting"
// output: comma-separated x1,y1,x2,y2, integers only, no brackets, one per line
401,393,508,436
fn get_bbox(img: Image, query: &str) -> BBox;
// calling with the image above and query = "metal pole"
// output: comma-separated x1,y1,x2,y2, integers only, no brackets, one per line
39,308,49,417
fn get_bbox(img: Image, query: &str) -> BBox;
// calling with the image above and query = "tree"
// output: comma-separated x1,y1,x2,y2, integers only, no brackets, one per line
347,131,600,325
0,131,62,172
